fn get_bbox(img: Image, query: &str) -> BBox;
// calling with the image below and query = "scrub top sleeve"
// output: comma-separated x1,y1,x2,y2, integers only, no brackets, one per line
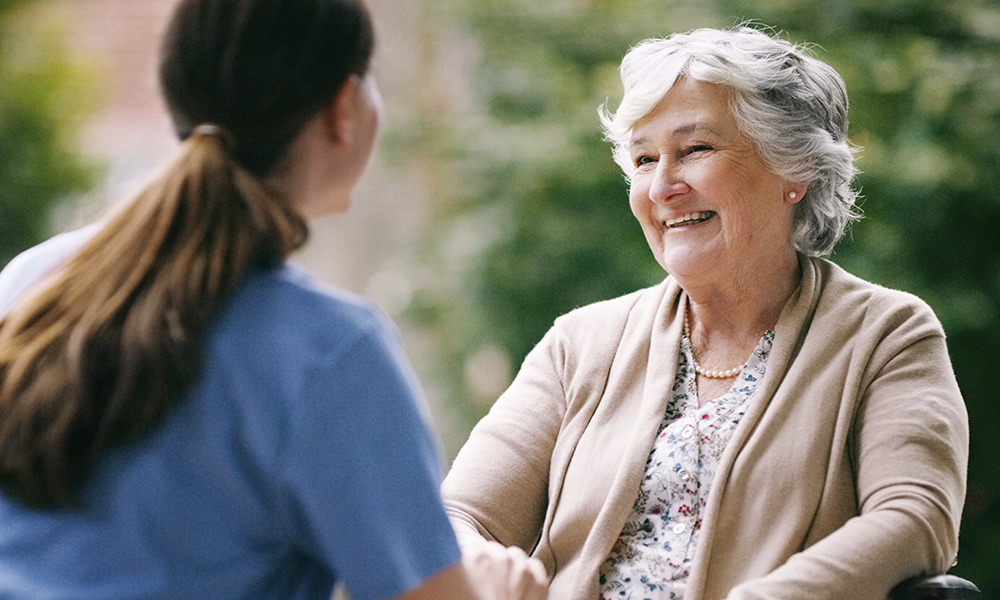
281,312,461,600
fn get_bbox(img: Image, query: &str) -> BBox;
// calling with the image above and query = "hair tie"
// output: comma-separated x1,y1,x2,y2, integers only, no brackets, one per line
191,123,236,150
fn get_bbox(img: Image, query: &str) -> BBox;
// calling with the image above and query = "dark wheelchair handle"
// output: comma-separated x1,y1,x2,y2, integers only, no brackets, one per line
890,574,981,600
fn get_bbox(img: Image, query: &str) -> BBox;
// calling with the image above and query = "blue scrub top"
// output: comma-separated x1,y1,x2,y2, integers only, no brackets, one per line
0,229,462,600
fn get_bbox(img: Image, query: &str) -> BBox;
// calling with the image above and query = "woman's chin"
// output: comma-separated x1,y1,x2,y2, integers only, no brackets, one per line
656,247,721,279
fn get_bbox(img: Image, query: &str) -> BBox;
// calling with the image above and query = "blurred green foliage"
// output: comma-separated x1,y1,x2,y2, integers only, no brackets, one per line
411,0,1000,594
0,0,98,265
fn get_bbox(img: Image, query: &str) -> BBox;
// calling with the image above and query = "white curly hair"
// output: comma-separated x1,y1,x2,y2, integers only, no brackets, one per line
600,26,861,256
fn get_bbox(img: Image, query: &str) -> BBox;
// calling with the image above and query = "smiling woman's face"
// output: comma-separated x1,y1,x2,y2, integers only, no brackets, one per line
627,77,801,285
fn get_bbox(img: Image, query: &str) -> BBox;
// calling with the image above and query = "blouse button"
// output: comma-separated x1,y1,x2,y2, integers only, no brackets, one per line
672,523,686,534
680,425,695,439
679,470,691,482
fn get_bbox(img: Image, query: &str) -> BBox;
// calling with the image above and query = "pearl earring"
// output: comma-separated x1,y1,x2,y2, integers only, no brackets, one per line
789,191,798,200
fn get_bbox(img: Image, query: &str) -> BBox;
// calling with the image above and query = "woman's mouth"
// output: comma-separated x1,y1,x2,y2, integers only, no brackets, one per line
664,211,715,228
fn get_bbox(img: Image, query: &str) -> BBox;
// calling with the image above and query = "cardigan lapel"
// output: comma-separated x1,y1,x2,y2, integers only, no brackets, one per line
564,278,688,599
685,255,825,600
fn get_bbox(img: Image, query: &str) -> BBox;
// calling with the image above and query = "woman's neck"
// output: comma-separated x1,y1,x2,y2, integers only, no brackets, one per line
680,251,802,349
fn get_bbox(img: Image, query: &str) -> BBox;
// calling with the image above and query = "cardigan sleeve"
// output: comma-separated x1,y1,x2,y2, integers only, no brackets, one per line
725,299,969,600
441,324,569,554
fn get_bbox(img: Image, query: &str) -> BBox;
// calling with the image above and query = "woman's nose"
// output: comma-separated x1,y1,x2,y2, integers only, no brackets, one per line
648,159,689,205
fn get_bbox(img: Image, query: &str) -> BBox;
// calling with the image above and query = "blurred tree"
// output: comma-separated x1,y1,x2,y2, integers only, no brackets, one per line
412,0,1000,594
0,0,98,265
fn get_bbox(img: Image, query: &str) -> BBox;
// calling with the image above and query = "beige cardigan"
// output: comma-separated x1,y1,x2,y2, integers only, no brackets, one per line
442,256,968,600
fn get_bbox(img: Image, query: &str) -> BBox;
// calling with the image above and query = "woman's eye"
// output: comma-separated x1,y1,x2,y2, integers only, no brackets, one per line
634,155,657,167
684,144,713,155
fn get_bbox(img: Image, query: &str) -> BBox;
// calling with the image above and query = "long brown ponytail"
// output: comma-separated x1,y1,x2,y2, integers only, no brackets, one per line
0,0,374,507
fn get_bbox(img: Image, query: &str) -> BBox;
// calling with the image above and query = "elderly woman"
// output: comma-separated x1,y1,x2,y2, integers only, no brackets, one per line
442,26,969,600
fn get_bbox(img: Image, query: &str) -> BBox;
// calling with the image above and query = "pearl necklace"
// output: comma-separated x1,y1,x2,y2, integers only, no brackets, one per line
683,310,746,379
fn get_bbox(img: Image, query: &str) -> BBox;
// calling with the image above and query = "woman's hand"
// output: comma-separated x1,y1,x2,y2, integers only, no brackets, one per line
462,540,549,600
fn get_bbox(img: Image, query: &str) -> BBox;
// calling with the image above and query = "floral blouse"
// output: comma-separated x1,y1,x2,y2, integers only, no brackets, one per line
598,329,775,600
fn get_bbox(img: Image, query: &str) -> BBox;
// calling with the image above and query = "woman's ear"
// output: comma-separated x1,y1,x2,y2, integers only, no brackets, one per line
784,182,808,204
323,75,362,145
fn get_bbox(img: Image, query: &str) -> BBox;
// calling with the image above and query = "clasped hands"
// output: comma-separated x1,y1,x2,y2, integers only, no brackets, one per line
463,540,549,600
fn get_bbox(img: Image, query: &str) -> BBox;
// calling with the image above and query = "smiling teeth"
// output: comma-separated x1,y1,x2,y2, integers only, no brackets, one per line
665,211,713,227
